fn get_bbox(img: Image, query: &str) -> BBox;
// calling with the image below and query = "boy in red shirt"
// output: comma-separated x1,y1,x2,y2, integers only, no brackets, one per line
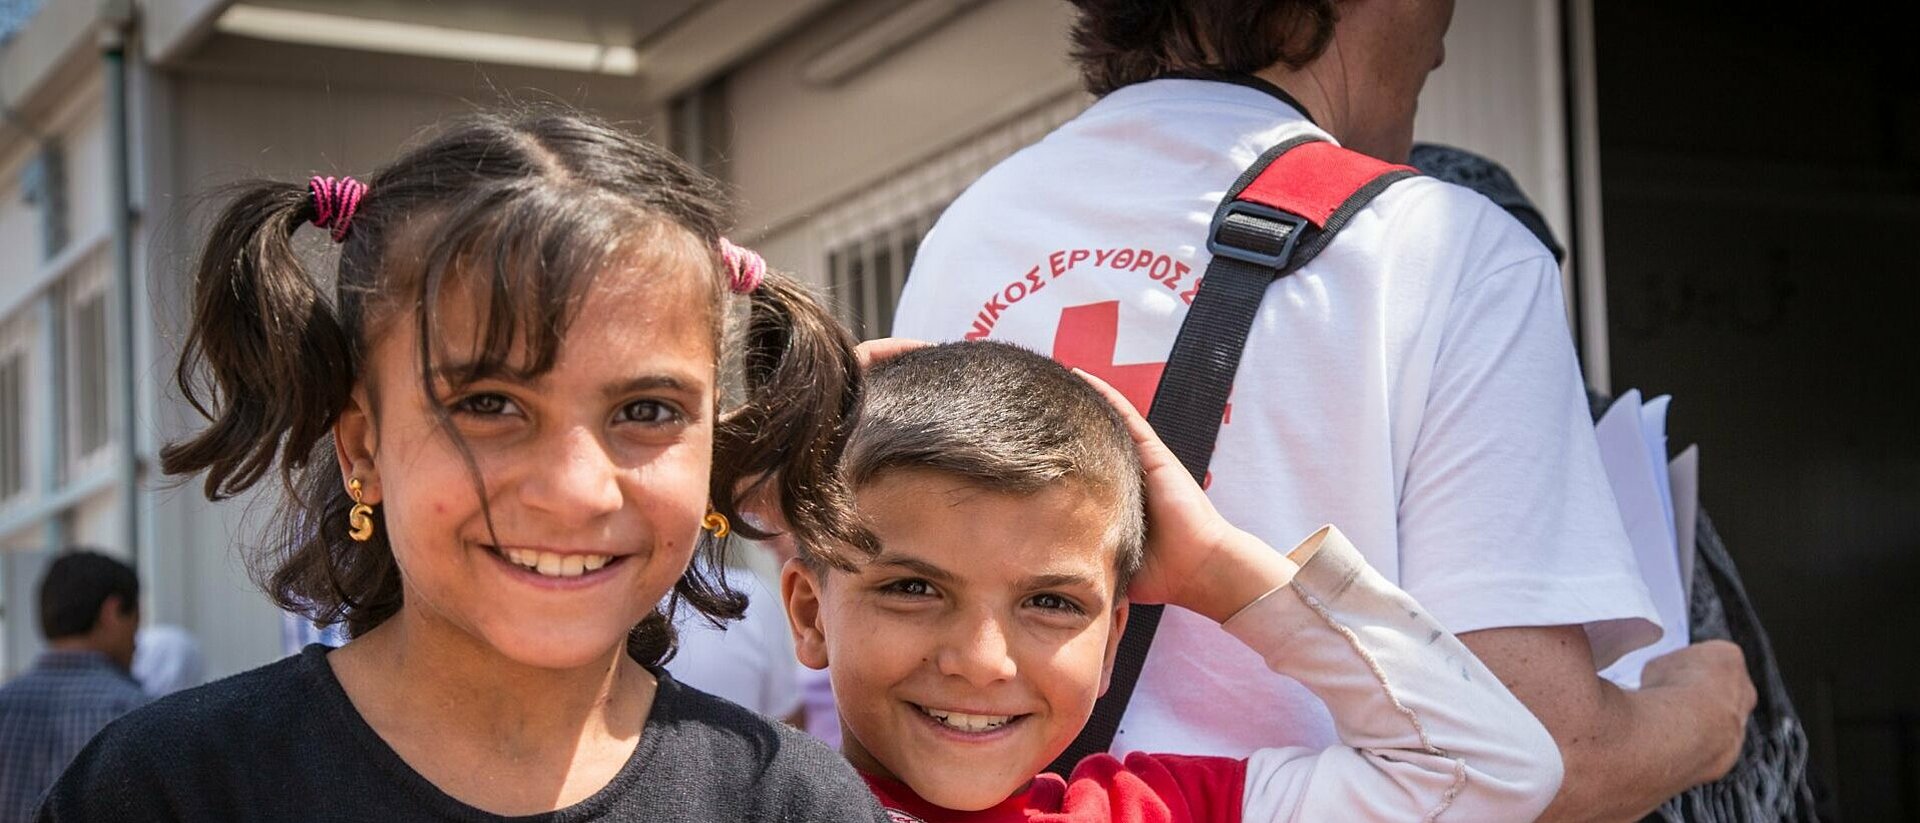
780,342,1565,821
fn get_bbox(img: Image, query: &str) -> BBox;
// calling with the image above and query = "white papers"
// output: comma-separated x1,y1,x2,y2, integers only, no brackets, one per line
1669,445,1700,598
1641,396,1675,546
1594,390,1691,688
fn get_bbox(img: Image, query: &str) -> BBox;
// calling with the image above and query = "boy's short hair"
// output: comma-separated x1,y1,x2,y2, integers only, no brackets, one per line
1067,0,1340,96
842,341,1145,587
39,550,139,640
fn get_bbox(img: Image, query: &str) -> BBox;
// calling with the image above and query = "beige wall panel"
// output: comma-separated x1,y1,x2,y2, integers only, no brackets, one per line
62,104,109,247
68,488,121,553
751,90,1086,294
143,0,231,65
728,0,1081,239
1413,0,1569,244
0,523,45,551
151,483,283,679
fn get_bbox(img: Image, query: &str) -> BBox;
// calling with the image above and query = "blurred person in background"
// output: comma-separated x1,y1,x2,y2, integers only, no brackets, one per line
667,545,805,726
131,625,207,698
280,611,352,656
694,525,841,744
768,546,845,746
0,551,146,823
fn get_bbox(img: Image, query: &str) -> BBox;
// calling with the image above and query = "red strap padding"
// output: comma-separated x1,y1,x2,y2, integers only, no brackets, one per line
1236,141,1414,228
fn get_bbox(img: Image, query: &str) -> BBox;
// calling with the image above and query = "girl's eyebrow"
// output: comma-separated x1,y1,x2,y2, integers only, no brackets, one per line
431,361,531,385
605,374,700,398
430,363,701,396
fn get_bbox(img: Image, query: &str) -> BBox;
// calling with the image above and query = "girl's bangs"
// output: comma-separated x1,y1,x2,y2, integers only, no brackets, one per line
408,184,707,388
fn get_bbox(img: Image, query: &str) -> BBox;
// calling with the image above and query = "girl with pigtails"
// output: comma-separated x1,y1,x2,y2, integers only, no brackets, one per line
38,110,890,822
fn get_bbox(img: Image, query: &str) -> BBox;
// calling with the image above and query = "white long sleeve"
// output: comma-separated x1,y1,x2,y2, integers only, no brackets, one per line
1229,526,1564,822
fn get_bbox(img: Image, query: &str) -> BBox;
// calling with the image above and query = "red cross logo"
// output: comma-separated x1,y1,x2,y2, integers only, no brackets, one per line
1051,301,1166,415
1051,301,1230,488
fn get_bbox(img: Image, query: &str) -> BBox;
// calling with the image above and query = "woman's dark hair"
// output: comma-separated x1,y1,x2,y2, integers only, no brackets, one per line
159,108,867,666
1066,0,1340,96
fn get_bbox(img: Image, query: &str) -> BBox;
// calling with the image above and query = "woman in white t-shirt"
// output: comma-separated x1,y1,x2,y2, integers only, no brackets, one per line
891,2,1755,819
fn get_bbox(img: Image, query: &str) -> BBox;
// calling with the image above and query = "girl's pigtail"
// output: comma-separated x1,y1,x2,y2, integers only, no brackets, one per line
710,270,872,570
159,181,355,499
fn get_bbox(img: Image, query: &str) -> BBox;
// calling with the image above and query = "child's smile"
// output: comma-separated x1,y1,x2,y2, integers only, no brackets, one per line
911,705,1027,735
488,544,630,587
785,468,1132,811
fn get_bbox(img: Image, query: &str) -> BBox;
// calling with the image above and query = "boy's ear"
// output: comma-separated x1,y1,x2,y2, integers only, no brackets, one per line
781,559,831,670
95,595,130,630
1097,597,1131,697
334,387,380,502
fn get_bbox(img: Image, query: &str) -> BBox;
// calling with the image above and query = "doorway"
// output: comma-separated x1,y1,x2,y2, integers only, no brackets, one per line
1591,3,1920,818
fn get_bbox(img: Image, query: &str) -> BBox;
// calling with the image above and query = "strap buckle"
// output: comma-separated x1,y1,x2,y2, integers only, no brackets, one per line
1206,200,1308,270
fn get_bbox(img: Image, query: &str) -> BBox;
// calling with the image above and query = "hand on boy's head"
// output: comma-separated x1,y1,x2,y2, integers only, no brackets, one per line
855,337,928,369
1070,368,1300,623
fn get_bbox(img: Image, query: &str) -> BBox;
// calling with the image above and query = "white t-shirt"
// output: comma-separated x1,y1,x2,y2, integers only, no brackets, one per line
894,78,1660,758
668,567,803,720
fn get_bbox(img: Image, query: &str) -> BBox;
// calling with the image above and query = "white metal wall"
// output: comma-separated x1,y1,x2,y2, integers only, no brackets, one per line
751,91,1087,294
728,0,1084,277
1413,0,1570,247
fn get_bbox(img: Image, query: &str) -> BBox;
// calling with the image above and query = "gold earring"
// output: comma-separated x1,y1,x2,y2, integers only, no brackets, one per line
347,477,376,542
701,510,730,539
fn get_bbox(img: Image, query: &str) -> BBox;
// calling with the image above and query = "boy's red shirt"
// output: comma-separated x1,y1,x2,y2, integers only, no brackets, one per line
863,752,1247,823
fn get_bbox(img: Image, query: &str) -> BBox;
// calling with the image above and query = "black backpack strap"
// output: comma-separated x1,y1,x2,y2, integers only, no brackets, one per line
1045,137,1417,776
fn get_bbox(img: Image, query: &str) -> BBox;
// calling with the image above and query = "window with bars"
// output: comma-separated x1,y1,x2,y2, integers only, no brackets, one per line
68,291,108,461
828,210,940,341
0,353,23,501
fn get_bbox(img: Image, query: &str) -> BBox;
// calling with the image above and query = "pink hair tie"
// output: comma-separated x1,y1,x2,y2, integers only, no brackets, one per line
719,237,766,295
308,175,367,243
